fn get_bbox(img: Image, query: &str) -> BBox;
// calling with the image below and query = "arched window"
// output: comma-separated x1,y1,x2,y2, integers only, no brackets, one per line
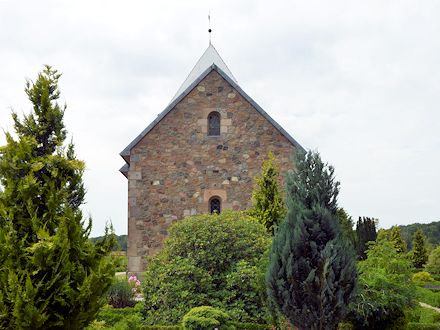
210,197,221,214
208,111,220,136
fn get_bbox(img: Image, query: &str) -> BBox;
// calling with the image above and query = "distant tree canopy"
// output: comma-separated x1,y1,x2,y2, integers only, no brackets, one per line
399,221,440,250
91,234,127,251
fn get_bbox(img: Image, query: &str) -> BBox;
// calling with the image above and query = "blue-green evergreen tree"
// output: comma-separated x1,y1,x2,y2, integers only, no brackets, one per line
0,66,115,329
266,151,356,330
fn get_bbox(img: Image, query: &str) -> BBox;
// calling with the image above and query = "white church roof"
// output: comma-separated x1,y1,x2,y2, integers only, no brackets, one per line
170,44,237,103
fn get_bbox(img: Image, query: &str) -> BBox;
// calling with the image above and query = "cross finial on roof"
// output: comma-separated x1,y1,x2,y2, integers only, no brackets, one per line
208,13,212,45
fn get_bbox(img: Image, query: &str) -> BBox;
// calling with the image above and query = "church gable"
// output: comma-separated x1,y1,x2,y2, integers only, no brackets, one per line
120,44,304,274
120,46,303,176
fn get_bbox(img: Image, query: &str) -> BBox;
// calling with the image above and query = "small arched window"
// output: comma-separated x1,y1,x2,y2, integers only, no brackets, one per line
210,197,221,214
208,111,220,136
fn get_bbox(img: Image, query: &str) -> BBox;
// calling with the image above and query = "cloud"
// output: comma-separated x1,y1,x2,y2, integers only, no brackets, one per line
0,0,439,236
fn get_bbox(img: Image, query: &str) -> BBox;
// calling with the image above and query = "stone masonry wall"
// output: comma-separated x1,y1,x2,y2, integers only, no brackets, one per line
127,70,299,273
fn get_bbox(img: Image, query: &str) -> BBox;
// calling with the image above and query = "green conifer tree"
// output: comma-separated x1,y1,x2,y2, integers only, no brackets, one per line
412,229,428,269
390,226,407,254
0,66,115,329
266,151,356,330
250,152,286,235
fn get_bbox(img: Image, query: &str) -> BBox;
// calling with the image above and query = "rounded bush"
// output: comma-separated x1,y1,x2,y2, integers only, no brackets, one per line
412,271,434,284
142,210,271,325
182,306,234,330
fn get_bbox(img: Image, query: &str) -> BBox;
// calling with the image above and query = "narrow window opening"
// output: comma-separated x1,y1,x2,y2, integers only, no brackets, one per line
210,197,221,214
208,111,220,136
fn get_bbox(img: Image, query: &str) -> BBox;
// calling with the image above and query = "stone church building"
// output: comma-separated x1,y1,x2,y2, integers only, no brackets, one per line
120,44,304,274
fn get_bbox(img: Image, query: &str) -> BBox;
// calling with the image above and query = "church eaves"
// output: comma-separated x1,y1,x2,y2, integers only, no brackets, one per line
119,44,304,177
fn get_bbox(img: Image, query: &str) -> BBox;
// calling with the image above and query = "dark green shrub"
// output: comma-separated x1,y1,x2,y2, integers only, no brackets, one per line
108,278,136,308
142,210,271,325
181,306,234,330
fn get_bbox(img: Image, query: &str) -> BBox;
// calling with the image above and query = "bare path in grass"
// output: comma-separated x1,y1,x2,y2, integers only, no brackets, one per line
420,302,440,313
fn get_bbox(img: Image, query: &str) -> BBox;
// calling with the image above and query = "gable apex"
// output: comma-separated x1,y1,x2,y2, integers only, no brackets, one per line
170,44,237,104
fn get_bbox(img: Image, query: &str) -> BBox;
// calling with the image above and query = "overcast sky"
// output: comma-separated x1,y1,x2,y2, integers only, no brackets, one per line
0,0,439,237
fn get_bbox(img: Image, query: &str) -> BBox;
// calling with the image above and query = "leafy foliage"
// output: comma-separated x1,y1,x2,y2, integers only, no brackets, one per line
181,306,234,330
142,210,271,325
250,152,286,235
355,217,377,260
346,237,416,329
426,246,440,277
412,229,429,269
266,151,356,330
0,66,115,329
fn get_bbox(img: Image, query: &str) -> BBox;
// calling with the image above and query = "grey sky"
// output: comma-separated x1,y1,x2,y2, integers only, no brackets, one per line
0,0,439,237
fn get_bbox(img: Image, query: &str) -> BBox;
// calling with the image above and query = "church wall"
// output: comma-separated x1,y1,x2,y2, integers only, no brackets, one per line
127,70,298,273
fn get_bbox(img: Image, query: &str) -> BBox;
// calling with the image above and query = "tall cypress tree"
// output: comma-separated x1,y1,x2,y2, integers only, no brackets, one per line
266,151,356,330
250,151,286,235
0,66,115,329
412,229,428,269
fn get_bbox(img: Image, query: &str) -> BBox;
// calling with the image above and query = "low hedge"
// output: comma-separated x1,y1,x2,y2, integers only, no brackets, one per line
230,322,272,329
95,304,143,326
406,323,440,330
92,304,272,330
141,326,182,330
